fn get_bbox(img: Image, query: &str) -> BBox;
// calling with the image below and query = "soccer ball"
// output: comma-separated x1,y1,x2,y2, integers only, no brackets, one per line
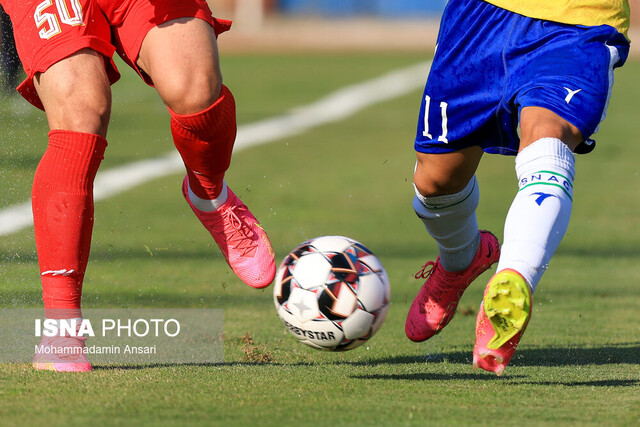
273,236,390,351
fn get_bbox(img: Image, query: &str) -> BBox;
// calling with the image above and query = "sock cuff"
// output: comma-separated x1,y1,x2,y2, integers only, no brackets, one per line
40,130,107,193
168,85,236,137
414,175,478,210
188,179,229,211
47,129,108,156
516,137,575,181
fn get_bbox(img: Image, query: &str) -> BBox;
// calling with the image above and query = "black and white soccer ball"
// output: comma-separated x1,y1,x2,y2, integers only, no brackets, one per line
273,236,390,351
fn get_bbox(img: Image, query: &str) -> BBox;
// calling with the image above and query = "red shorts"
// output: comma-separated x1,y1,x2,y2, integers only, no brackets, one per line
2,0,231,110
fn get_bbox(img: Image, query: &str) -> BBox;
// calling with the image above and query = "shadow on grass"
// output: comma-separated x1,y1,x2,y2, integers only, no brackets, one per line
351,372,639,387
520,378,640,387
90,360,639,388
92,362,223,371
352,372,515,381
92,342,639,368
345,343,640,386
92,363,510,382
337,342,640,368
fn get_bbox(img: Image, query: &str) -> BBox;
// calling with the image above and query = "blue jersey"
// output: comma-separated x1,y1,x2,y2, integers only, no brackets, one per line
415,0,629,156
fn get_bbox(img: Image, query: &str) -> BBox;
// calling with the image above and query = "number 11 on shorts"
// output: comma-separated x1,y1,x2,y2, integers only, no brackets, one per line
422,95,449,144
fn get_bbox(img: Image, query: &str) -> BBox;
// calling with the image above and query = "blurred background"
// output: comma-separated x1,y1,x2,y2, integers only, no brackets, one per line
209,0,638,55
1,1,638,91
208,0,446,52
212,0,447,23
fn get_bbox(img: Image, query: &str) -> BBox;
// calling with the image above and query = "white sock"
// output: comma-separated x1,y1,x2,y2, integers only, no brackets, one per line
497,137,575,292
413,176,480,272
188,180,228,212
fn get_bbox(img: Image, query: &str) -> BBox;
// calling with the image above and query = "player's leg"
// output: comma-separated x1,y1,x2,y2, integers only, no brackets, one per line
135,16,275,288
29,50,111,372
404,0,510,343
497,107,582,290
136,17,226,200
473,109,579,375
413,146,485,273
406,147,500,342
6,0,118,371
474,19,629,373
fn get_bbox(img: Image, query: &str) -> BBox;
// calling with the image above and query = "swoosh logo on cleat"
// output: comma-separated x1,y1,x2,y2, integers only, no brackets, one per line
254,222,275,257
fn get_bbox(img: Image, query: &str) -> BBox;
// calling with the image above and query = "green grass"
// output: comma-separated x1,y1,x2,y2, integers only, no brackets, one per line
1,53,639,426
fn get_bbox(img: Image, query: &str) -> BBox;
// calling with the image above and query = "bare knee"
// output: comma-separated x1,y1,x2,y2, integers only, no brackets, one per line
414,172,465,197
45,82,111,136
137,17,223,114
160,70,222,114
414,147,483,197
414,167,476,197
35,50,111,137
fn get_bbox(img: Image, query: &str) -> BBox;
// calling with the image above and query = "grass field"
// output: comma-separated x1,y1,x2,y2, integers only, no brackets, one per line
1,52,639,426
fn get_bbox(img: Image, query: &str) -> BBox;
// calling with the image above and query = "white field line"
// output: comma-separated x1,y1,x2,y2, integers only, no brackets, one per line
0,61,430,236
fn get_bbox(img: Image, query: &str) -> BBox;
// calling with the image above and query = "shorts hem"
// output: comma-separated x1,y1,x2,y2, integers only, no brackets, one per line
18,37,118,111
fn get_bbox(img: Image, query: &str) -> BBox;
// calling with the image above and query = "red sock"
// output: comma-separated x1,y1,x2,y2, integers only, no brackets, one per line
169,85,237,200
32,130,107,316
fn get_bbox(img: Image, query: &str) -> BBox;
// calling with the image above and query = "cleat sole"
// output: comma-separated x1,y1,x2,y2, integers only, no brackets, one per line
483,269,531,350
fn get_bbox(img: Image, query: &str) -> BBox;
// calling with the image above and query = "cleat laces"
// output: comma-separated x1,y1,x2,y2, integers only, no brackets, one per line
414,260,453,301
414,261,436,279
212,204,258,258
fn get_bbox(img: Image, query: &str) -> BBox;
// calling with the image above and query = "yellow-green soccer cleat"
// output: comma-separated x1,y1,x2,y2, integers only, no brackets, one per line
473,269,532,375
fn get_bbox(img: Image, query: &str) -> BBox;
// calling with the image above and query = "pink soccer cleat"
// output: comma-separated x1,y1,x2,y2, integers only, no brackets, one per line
405,231,500,342
473,269,532,376
33,335,92,372
182,177,276,288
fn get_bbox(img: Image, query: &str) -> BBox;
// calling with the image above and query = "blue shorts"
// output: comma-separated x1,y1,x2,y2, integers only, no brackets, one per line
414,0,630,156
